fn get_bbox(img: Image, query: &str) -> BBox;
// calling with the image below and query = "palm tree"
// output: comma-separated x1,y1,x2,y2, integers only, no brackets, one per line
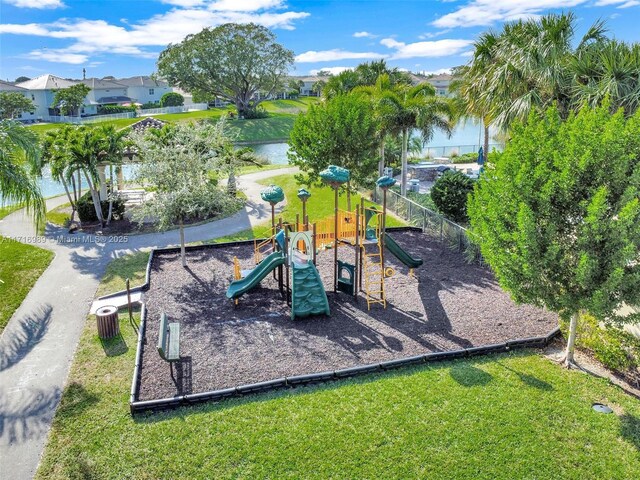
95,125,127,224
69,127,106,226
457,13,608,137
220,143,262,197
379,83,453,195
354,74,396,177
0,120,44,226
42,125,82,227
571,39,640,115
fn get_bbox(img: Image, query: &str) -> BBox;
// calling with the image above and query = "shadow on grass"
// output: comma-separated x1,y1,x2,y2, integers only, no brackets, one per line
55,382,100,419
100,333,128,357
620,414,640,451
449,363,493,387
133,351,534,425
0,304,53,372
498,362,554,391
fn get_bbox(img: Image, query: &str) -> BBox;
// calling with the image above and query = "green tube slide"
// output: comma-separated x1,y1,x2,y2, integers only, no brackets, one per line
226,251,285,299
384,233,424,269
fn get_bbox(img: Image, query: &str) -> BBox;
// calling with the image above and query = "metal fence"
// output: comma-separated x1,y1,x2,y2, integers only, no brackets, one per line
138,103,208,116
373,187,483,263
420,143,503,159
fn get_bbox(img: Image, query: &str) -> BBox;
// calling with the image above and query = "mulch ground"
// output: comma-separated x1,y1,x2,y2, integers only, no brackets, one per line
138,230,558,401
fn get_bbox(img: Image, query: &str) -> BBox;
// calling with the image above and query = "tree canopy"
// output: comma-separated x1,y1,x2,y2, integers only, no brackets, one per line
0,121,44,226
468,105,640,364
0,92,35,119
157,23,294,118
53,84,91,116
160,92,184,107
288,93,378,188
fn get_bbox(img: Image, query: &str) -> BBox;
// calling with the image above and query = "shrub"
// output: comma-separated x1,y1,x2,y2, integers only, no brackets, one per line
431,170,474,223
452,152,479,164
140,102,160,110
77,191,125,223
560,312,640,382
97,105,136,115
160,92,184,107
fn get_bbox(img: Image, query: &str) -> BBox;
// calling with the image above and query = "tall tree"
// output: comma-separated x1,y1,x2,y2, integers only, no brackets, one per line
42,125,83,227
157,23,294,119
379,83,453,195
288,94,379,190
457,13,607,133
53,84,91,116
132,121,236,266
0,92,35,119
468,105,640,366
0,121,44,226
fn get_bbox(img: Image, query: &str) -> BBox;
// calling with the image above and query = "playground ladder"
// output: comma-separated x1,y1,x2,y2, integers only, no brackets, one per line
362,243,386,310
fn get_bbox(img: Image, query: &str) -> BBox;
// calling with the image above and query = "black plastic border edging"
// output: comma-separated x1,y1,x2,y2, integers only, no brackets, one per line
128,228,562,414
130,327,562,415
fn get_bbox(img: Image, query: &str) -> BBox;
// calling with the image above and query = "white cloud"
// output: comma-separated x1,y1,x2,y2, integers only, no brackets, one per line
0,23,50,35
380,38,473,59
418,30,451,40
208,0,285,11
418,68,453,75
309,66,353,75
27,50,88,64
4,0,64,8
595,0,638,5
1,3,310,64
160,0,205,6
432,0,587,28
353,31,376,38
295,49,386,62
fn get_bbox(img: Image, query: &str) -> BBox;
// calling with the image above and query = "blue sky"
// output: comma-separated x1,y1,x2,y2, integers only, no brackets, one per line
1,0,638,81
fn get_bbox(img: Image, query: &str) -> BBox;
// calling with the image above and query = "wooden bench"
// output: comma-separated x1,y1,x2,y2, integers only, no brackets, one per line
157,312,180,364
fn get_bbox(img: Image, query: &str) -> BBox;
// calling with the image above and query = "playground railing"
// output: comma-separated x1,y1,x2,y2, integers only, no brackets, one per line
373,187,483,264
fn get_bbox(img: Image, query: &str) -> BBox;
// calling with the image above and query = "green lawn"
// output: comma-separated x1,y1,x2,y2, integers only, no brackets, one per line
35,248,640,479
96,251,150,297
27,100,308,143
0,237,54,333
0,203,24,220
45,202,71,227
201,173,405,244
227,114,296,143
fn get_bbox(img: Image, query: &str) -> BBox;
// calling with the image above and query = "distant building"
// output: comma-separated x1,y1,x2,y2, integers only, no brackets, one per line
15,74,77,119
80,77,131,114
116,76,173,105
0,80,35,120
423,74,454,97
289,76,323,96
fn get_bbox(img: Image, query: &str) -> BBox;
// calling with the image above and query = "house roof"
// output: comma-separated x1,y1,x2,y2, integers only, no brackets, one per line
130,116,167,133
116,76,169,88
96,95,134,104
16,74,78,90
81,78,127,90
0,80,28,92
425,73,453,82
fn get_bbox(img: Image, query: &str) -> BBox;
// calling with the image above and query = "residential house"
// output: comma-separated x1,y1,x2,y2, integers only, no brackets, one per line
0,80,36,120
80,77,131,114
424,74,454,97
15,74,78,119
290,76,323,96
116,76,173,105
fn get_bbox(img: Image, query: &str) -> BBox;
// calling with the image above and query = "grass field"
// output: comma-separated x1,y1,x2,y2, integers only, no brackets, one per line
0,203,24,220
35,247,640,479
27,99,317,143
0,238,54,333
45,202,71,227
202,173,406,244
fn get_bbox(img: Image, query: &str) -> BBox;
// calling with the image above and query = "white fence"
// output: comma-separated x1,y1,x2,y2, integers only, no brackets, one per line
138,103,208,116
421,143,504,158
42,112,136,124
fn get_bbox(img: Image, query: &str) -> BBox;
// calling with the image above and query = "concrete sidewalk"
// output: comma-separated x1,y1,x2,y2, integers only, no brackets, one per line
0,167,296,480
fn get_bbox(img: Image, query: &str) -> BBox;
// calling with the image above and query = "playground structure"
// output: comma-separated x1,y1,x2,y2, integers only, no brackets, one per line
226,166,424,318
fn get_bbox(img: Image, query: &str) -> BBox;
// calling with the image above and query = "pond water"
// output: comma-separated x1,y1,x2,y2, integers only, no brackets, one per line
1,122,498,207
